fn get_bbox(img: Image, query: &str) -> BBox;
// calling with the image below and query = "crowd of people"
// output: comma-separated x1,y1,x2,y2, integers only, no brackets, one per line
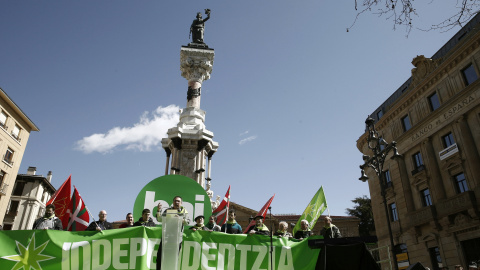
31,197,342,241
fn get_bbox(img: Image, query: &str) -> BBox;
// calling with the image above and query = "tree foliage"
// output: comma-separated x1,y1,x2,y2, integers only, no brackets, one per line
348,0,480,35
346,195,375,236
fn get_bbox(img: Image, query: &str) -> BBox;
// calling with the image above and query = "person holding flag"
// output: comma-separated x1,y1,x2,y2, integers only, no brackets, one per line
292,186,328,239
86,210,113,231
294,220,313,240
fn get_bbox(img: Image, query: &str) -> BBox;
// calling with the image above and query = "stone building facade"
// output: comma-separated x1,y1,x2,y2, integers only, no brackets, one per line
357,14,480,269
0,88,39,228
2,167,55,230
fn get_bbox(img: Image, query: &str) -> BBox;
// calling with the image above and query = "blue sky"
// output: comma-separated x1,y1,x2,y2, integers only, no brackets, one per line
0,1,464,222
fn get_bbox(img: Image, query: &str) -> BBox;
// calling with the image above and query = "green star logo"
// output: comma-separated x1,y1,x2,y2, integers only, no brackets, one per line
1,232,55,270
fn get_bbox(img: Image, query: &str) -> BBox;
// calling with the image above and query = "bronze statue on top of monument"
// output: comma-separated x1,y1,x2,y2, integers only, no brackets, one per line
189,9,211,48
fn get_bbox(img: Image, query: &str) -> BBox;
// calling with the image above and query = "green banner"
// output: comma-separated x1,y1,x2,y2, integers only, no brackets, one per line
0,227,321,270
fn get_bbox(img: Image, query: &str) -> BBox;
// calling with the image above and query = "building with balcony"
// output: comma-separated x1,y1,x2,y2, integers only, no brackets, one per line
2,167,55,230
357,14,480,269
0,87,39,228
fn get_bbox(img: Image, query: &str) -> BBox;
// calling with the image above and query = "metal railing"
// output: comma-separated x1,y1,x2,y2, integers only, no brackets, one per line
366,245,393,270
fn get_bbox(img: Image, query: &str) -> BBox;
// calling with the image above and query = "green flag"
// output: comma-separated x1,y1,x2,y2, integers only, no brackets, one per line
292,186,328,236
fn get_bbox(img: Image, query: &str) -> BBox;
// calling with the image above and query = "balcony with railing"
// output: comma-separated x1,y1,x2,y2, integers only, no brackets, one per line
407,205,437,227
411,165,425,176
436,191,477,217
11,132,21,142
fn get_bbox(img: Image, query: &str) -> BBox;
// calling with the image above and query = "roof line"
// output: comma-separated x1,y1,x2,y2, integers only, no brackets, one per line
0,87,40,131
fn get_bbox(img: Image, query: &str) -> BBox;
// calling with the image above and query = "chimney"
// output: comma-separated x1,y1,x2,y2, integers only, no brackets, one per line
27,167,36,175
47,171,53,183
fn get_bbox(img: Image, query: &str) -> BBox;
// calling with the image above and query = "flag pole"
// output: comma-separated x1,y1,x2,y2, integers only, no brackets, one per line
224,205,229,233
268,206,273,270
84,203,99,231
324,186,331,217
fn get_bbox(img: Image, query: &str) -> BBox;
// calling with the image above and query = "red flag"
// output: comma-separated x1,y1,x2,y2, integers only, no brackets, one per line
212,185,230,226
66,187,90,231
46,175,71,230
243,194,275,233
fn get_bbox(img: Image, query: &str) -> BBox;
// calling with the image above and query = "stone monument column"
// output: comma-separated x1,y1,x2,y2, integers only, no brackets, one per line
161,46,218,188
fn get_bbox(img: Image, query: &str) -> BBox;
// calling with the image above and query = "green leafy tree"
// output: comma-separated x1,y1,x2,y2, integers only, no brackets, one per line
346,195,375,236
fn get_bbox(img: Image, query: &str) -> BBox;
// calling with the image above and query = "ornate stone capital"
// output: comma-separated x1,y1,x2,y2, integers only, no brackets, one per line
180,47,214,83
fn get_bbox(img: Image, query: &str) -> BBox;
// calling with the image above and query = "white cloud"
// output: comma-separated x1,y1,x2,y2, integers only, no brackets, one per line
238,135,257,145
75,105,180,154
239,130,249,136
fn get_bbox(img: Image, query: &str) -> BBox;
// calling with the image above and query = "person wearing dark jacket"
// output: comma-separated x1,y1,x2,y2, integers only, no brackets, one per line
32,204,63,230
294,219,313,240
221,211,242,234
134,209,156,227
206,215,221,232
248,215,269,236
119,213,135,228
320,216,341,239
86,210,113,231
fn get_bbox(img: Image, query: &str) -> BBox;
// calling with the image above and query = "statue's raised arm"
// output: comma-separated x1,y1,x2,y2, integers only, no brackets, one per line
189,9,211,47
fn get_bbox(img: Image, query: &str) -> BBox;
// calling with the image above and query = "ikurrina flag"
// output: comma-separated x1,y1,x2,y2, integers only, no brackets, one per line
66,187,90,231
212,185,230,226
292,186,328,236
46,175,71,230
243,194,275,233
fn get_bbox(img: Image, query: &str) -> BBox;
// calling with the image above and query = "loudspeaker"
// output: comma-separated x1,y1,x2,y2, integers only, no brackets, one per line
406,262,426,270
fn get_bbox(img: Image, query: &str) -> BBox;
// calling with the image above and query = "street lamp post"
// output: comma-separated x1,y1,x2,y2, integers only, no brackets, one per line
359,116,401,270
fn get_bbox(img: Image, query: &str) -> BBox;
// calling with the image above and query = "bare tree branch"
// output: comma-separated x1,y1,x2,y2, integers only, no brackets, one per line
349,0,480,36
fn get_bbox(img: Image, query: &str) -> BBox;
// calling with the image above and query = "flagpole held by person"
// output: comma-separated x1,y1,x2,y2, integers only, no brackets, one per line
292,186,328,237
